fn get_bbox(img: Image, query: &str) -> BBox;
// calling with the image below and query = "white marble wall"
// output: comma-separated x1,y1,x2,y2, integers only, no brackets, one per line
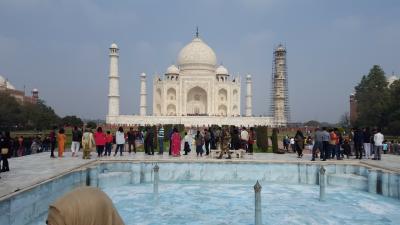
106,115,277,127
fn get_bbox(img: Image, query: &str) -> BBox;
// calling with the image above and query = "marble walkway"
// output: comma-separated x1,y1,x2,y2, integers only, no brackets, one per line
0,150,399,199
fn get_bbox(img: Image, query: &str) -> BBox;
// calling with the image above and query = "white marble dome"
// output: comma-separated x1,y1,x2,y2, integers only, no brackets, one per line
216,65,228,75
177,38,217,69
110,43,118,49
0,75,15,90
166,64,180,75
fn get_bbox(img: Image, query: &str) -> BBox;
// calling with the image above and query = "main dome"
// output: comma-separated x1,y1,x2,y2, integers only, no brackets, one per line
177,37,217,70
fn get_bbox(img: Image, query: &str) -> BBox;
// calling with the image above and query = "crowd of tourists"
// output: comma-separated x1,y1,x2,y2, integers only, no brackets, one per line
78,125,257,160
282,127,398,161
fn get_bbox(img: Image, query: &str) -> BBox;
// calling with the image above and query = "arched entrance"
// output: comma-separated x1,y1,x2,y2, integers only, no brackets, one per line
186,86,207,115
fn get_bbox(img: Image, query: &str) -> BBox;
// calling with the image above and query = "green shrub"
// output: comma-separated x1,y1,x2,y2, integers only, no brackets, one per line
256,126,269,152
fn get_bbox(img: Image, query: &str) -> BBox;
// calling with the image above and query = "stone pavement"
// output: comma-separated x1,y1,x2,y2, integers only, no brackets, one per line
1,150,399,200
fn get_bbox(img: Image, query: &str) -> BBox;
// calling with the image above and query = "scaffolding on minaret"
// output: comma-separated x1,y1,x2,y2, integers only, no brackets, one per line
270,44,290,124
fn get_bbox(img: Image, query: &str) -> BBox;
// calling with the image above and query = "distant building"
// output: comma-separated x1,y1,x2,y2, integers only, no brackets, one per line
0,75,39,104
350,74,399,125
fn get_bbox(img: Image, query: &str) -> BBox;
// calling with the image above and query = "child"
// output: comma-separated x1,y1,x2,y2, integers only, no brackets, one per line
382,140,388,154
105,131,113,157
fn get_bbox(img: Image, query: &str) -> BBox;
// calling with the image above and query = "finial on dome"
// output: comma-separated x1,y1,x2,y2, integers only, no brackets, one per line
196,26,199,38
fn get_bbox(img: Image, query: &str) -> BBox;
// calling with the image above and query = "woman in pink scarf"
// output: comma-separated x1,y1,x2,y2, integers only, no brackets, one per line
171,128,181,156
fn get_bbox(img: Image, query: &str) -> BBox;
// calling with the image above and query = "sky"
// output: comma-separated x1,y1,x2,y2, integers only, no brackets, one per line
0,0,399,123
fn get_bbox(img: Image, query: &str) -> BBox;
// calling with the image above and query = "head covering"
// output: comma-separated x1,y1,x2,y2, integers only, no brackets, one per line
47,186,124,225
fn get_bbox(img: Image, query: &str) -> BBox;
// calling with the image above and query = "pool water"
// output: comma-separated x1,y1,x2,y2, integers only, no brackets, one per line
103,181,400,225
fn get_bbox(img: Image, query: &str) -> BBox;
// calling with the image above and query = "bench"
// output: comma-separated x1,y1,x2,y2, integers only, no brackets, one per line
210,149,246,158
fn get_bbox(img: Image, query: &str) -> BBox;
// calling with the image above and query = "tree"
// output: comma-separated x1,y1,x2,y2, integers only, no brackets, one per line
0,93,60,130
62,115,84,127
303,120,320,127
386,80,400,135
271,128,279,153
255,126,268,152
338,112,350,128
86,121,97,129
355,65,390,127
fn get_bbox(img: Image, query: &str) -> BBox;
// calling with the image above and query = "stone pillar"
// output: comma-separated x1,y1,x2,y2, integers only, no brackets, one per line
368,169,378,194
319,165,326,201
108,43,120,117
140,72,147,116
153,164,159,195
254,180,262,225
245,74,252,117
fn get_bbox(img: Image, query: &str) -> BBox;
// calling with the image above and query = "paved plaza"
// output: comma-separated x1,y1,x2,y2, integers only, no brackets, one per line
1,151,399,200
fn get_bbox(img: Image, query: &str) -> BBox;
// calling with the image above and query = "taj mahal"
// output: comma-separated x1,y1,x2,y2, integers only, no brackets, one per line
106,32,289,127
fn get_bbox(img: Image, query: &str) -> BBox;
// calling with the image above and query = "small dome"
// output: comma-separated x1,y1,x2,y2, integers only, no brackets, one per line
32,88,38,92
110,42,118,49
246,74,251,79
177,37,217,70
166,64,180,75
216,65,228,75
276,44,286,51
140,72,146,77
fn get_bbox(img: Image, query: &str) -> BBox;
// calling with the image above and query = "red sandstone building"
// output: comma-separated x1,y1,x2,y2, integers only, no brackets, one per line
0,75,39,104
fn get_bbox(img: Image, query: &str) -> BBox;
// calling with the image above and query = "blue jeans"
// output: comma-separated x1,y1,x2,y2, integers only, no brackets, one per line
158,137,164,154
335,144,341,159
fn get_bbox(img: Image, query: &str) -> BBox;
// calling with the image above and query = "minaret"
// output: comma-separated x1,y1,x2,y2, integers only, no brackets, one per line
245,74,252,116
140,72,147,116
32,88,39,103
108,43,120,116
271,44,289,125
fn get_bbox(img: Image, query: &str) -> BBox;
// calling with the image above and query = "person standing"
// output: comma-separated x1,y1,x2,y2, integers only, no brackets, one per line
183,132,191,155
94,127,106,158
17,136,24,157
311,128,323,161
248,127,256,155
240,127,249,152
217,127,232,159
290,137,295,152
0,131,11,172
231,127,240,150
114,127,125,156
194,130,204,157
321,127,330,161
49,126,57,158
363,127,371,159
105,131,113,157
353,127,364,159
71,126,82,157
334,128,342,160
294,130,305,158
157,125,164,155
81,128,95,159
373,128,384,160
204,129,211,155
171,128,181,157
57,128,66,158
127,127,136,154
145,127,154,155
210,128,216,150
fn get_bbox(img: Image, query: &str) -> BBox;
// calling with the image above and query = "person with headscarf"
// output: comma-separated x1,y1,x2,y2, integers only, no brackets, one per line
46,186,125,225
82,128,95,159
